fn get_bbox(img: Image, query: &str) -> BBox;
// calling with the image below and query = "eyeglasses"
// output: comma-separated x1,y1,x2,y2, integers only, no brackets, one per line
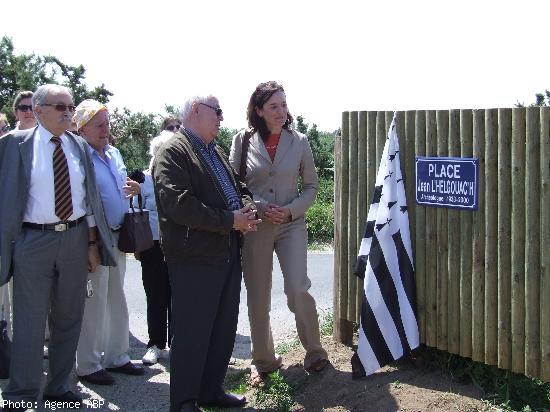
199,103,223,117
39,103,76,113
16,104,33,112
1,124,10,133
166,124,181,132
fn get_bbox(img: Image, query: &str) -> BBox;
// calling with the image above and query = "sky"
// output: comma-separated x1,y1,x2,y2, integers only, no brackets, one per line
2,0,549,132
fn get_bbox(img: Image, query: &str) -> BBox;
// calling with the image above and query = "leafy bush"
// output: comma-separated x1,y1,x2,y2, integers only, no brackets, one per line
306,200,334,243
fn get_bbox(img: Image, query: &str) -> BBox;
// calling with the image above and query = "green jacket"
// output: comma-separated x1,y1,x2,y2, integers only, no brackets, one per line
152,130,253,265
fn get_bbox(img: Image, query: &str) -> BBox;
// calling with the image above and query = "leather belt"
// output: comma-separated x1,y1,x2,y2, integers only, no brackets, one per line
22,216,85,232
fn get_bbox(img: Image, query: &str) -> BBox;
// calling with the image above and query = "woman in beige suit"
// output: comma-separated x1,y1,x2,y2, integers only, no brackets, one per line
230,81,328,384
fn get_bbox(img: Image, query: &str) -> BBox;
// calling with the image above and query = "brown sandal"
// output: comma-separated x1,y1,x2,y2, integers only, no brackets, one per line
249,367,271,387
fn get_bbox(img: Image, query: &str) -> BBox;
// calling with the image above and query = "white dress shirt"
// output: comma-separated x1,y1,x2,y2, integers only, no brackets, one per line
23,123,88,224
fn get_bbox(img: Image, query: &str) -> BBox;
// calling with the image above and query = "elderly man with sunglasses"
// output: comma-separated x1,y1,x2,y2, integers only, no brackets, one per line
0,84,115,411
153,95,260,412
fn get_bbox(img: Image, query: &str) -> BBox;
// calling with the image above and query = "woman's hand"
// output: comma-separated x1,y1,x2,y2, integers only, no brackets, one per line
123,177,141,198
264,203,291,224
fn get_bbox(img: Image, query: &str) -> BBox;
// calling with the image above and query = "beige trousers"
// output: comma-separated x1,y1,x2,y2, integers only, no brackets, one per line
243,217,327,372
76,237,130,376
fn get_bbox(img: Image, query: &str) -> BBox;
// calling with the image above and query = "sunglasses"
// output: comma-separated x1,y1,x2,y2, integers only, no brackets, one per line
16,104,33,112
199,102,223,117
1,124,10,133
40,103,76,113
166,124,181,132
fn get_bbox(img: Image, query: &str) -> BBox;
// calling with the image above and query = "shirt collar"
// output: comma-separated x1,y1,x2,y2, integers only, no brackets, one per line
184,127,216,152
37,122,66,144
87,143,113,158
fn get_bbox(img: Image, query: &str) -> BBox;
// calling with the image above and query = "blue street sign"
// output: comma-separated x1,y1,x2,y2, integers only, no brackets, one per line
415,157,479,210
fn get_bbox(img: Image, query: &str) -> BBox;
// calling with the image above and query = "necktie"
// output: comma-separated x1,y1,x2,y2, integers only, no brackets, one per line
51,136,73,221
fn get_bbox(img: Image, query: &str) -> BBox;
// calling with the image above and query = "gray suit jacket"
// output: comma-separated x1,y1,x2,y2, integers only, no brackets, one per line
0,126,116,286
229,128,319,220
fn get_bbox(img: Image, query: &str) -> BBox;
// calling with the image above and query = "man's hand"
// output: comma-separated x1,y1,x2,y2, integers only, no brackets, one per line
88,245,100,273
233,205,261,233
123,177,141,198
264,203,291,225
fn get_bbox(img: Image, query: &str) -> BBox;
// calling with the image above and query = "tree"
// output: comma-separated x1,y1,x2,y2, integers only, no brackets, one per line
516,89,550,107
0,36,112,124
110,108,160,173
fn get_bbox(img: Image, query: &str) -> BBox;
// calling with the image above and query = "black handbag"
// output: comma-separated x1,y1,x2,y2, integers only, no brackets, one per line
0,304,11,379
118,194,154,253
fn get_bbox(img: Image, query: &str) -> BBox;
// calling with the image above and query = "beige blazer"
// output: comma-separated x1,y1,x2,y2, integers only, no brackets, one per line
229,128,318,220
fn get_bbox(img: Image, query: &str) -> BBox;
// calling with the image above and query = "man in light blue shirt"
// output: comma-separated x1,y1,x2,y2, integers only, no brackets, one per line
73,100,144,386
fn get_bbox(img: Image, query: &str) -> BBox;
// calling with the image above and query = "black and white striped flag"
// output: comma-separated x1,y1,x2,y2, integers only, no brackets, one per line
352,114,419,377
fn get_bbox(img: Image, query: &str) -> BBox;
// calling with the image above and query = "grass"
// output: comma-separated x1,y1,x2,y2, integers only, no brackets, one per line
307,240,333,252
251,370,296,412
424,346,550,411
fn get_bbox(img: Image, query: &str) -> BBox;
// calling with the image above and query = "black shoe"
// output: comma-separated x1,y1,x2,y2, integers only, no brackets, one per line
106,361,145,376
198,392,246,408
78,369,115,385
179,401,202,412
43,390,82,408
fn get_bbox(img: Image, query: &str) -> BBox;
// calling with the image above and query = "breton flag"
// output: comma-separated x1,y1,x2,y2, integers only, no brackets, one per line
352,114,419,378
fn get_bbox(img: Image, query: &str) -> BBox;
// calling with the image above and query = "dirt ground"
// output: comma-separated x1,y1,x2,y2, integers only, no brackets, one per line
234,336,494,412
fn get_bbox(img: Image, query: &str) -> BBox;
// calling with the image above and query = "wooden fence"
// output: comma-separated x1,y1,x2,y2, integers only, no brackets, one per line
333,108,549,382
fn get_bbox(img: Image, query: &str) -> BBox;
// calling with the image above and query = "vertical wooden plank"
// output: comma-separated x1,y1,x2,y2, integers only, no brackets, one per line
367,112,378,202
484,108,498,366
436,110,449,351
333,129,343,342
497,108,512,370
337,111,352,344
525,107,541,377
511,108,526,374
447,109,461,355
425,110,438,348
415,111,427,344
405,111,416,255
540,107,550,382
347,112,358,327
459,109,473,358
471,109,486,363
356,112,368,323
376,112,386,171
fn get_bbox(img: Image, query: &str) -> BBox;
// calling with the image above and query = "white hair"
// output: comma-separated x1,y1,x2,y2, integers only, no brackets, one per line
179,94,216,121
148,130,175,170
32,84,73,109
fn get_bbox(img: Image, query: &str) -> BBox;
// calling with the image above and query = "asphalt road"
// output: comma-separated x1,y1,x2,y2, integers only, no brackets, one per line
125,252,334,359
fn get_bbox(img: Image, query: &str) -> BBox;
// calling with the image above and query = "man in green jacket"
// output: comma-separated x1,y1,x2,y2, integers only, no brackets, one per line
152,94,260,412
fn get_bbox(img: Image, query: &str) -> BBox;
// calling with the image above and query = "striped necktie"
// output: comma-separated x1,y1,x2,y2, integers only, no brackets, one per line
51,136,73,221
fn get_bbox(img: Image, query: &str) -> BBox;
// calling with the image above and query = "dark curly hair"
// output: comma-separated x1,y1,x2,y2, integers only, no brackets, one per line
246,81,293,142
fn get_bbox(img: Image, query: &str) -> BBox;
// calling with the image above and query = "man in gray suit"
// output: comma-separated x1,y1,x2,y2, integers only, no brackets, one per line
0,84,115,411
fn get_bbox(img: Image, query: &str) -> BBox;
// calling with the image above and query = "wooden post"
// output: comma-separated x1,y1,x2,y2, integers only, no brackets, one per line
471,109,486,362
333,130,343,342
436,110,449,351
540,107,550,382
347,112,358,325
459,109,473,358
376,112,386,172
336,112,353,344
356,112,368,323
447,109,460,355
525,107,541,377
425,110,438,347
511,107,526,374
415,111,427,343
484,109,498,366
404,111,417,257
497,108,512,370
